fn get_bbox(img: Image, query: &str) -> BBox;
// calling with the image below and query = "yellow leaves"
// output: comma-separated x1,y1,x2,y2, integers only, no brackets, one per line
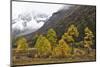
52,47,62,58
62,24,80,55
59,39,71,53
52,39,71,58
35,35,52,57
62,33,74,42
62,24,79,43
67,24,79,37
84,27,94,39
84,27,94,54
47,28,57,47
16,37,28,51
13,22,95,59
85,27,92,34
84,40,93,48
84,27,94,48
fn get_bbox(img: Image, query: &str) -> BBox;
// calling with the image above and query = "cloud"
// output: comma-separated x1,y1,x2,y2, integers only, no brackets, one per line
12,1,65,19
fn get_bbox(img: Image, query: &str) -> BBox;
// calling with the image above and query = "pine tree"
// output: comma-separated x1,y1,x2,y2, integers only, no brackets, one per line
84,27,94,54
62,24,79,54
62,33,74,43
67,24,79,37
47,28,57,48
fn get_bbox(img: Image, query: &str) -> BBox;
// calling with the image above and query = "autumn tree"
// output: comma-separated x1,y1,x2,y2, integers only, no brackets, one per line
16,37,28,52
62,33,74,43
67,24,79,37
84,27,94,54
62,24,79,54
47,28,57,48
52,39,71,58
34,35,52,57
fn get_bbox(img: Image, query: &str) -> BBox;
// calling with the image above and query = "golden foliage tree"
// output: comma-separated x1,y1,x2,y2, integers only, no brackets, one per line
35,35,52,57
62,33,74,43
47,28,57,47
67,24,79,37
16,37,28,51
52,39,71,58
84,27,94,53
62,24,79,54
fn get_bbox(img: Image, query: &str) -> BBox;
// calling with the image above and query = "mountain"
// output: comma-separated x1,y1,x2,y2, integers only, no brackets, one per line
26,5,96,40
12,13,49,38
15,5,96,47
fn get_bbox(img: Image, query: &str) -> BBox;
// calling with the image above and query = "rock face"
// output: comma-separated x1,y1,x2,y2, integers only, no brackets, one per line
19,5,96,47
12,13,49,38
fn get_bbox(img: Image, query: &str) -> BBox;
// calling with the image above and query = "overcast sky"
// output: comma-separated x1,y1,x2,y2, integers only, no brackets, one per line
12,1,67,19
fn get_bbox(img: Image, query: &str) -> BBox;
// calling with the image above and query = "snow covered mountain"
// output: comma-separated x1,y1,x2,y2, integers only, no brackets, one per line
12,12,49,38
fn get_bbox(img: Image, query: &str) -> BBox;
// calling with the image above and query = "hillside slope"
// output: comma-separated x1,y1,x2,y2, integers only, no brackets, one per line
24,5,96,46
33,5,95,38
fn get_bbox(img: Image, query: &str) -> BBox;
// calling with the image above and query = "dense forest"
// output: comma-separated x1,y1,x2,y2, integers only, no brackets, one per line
12,5,96,66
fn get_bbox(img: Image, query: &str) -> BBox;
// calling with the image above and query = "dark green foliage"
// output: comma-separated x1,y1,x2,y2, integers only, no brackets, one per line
32,34,39,47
